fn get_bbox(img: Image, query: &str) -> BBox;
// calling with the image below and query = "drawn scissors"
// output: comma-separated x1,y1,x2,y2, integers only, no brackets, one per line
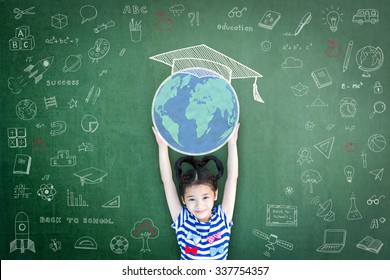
14,6,35,19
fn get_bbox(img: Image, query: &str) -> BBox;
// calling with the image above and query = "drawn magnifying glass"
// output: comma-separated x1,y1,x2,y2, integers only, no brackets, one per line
369,101,386,119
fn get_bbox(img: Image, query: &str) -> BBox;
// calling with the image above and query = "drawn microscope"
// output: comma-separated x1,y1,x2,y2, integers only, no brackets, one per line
253,229,294,257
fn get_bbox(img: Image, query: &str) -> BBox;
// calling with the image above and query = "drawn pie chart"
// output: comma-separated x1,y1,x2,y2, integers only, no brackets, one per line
81,114,99,133
63,54,82,72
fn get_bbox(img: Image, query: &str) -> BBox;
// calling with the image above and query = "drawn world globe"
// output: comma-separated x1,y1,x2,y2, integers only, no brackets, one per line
152,68,239,155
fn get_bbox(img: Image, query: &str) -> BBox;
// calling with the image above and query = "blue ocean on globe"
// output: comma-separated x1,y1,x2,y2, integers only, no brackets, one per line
152,68,239,155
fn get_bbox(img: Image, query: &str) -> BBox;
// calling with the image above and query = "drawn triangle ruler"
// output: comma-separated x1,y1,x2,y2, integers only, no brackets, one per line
314,137,335,159
102,196,120,208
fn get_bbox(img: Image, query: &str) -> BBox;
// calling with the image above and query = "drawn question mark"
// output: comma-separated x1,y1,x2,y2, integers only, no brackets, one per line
75,38,79,46
188,12,196,26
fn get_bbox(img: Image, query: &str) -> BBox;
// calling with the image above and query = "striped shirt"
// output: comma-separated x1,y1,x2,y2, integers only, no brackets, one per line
171,205,232,260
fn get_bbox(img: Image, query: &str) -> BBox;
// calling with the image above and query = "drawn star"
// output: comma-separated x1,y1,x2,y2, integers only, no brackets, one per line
78,142,88,151
68,98,78,109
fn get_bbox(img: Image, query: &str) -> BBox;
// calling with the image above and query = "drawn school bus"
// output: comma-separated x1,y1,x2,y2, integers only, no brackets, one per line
352,9,379,25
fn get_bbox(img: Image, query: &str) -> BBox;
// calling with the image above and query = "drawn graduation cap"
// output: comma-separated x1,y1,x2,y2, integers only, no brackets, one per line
150,44,264,103
74,167,108,186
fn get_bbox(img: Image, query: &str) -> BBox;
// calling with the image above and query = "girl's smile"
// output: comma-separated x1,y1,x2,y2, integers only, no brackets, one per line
183,184,217,222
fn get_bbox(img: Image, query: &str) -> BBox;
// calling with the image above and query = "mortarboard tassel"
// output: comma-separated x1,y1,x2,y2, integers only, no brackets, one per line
253,77,264,103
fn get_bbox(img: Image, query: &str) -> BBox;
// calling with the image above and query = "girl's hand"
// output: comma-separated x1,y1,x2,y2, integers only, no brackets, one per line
152,127,167,148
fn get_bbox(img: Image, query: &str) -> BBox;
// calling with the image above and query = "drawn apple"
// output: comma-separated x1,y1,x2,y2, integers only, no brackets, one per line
156,12,173,31
326,40,341,58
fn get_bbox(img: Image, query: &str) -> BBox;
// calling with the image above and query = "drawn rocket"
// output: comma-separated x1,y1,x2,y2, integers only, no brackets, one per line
24,56,54,84
10,211,36,253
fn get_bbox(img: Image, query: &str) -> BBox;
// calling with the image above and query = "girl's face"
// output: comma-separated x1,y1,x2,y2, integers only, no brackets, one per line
182,184,217,222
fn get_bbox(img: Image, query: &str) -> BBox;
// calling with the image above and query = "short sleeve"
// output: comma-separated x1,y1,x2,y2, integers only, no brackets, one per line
171,207,188,230
216,205,233,229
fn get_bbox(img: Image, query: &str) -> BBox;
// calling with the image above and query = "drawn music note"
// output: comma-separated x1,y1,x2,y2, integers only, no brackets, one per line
41,174,50,180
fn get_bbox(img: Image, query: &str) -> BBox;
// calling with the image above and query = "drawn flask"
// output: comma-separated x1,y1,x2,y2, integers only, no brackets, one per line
347,193,362,220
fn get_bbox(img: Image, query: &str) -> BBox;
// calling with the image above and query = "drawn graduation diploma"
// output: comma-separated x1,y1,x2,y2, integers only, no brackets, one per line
130,218,160,252
10,212,36,253
150,44,263,155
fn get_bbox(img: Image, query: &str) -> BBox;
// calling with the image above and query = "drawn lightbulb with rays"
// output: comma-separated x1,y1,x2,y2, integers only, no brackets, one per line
322,6,343,32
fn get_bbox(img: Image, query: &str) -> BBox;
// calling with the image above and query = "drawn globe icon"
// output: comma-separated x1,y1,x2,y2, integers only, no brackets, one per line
367,134,386,152
356,46,384,77
110,236,129,254
16,99,37,120
152,68,239,155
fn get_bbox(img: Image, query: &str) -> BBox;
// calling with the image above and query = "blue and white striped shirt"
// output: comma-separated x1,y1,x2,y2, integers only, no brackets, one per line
171,205,232,260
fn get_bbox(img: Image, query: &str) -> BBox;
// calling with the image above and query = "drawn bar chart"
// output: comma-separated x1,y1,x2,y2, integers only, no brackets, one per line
67,189,89,207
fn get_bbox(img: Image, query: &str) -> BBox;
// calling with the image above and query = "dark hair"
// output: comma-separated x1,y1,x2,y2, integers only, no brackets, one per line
174,155,224,197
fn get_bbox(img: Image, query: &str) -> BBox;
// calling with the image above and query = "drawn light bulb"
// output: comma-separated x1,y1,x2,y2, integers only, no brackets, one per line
344,166,355,183
326,11,340,32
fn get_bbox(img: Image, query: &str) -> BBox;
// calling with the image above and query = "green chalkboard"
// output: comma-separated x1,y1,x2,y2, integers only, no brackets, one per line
1,0,389,260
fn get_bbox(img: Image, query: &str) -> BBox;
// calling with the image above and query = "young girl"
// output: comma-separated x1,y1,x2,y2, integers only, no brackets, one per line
152,124,239,260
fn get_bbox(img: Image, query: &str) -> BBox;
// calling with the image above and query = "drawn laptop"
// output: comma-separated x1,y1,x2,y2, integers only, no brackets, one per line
316,229,346,253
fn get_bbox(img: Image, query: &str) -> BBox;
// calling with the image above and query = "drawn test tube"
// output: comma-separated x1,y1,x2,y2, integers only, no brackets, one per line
129,19,142,42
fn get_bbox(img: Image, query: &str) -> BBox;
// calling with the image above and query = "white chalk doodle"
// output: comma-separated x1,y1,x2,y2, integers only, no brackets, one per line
343,40,354,72
78,142,94,152
9,26,35,51
301,169,322,193
49,239,62,252
16,99,37,120
282,57,303,68
344,166,355,183
297,147,313,165
37,183,57,201
367,134,386,153
311,67,332,88
13,6,35,19
85,85,101,104
367,195,385,205
352,9,379,25
10,212,36,253
283,12,311,36
130,218,160,252
51,14,68,29
80,5,97,24
339,97,357,118
14,184,31,199
356,46,384,78
356,236,383,254
228,7,247,18
369,101,386,119
258,10,281,30
170,4,185,16
314,137,335,159
110,236,129,254
361,151,368,168
50,120,67,136
68,98,77,109
373,81,383,94
50,150,76,167
94,20,115,33
102,196,120,208
81,114,99,133
67,189,89,207
188,12,199,26
88,38,110,63
305,121,316,131
316,229,346,253
44,96,58,109
291,82,308,96
266,204,298,227
347,193,363,220
311,197,335,222
370,217,386,229
63,54,82,72
13,154,31,175
129,19,142,42
74,236,97,249
7,127,27,148
253,229,293,258
74,167,108,186
322,6,343,32
369,168,384,181
260,40,272,51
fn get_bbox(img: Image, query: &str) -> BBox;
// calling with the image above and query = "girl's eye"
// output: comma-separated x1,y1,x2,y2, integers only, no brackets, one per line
203,196,209,200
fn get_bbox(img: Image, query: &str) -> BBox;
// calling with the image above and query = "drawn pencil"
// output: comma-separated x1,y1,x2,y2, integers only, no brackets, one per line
343,40,354,72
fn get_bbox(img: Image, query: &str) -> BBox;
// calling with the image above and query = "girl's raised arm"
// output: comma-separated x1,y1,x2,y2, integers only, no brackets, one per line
222,124,239,223
152,127,182,221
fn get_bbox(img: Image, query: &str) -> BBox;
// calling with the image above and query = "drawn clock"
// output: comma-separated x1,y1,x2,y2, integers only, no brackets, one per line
88,38,110,63
339,97,357,118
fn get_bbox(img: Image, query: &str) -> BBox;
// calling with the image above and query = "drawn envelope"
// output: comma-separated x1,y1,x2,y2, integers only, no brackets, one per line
74,167,108,186
291,82,308,96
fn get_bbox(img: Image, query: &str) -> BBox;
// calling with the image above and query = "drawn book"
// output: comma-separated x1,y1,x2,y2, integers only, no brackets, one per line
258,10,281,30
13,154,32,175
311,67,332,88
356,235,383,254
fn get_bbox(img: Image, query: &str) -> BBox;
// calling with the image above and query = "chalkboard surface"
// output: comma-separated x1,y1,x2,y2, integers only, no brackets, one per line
1,0,389,260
